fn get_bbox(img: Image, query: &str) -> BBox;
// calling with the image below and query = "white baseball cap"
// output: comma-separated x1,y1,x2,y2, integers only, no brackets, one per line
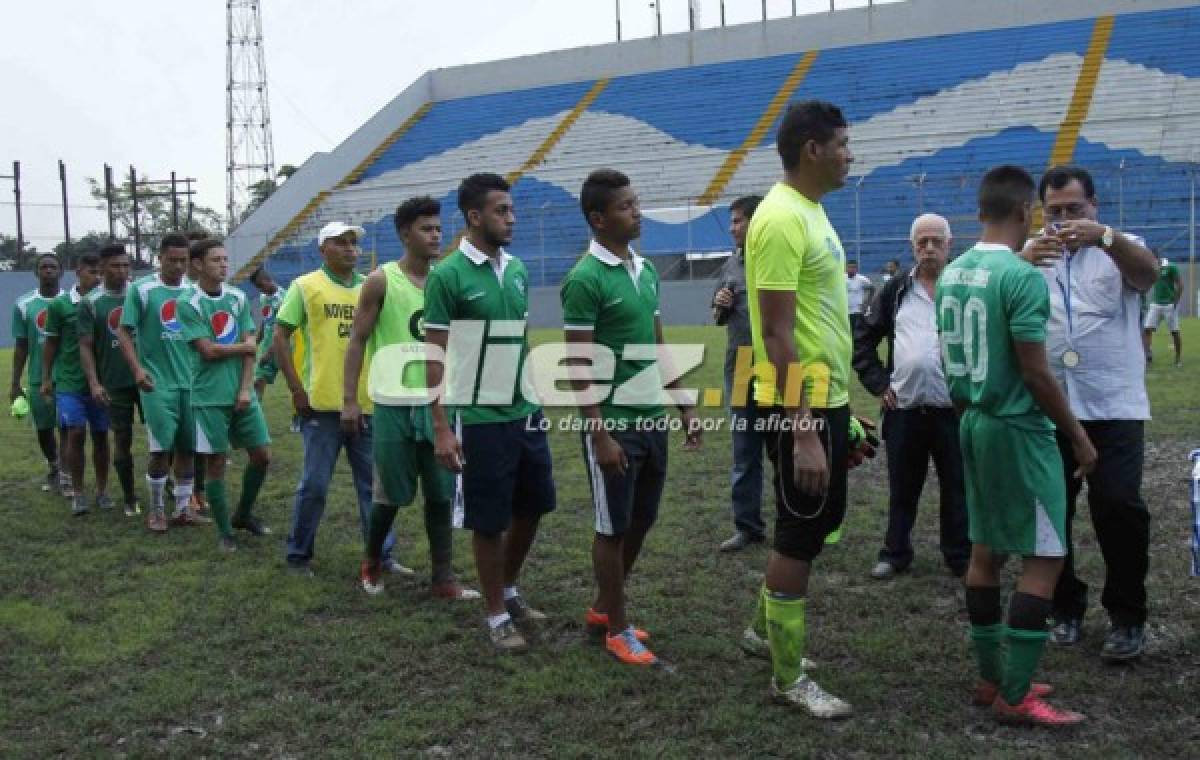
318,221,366,246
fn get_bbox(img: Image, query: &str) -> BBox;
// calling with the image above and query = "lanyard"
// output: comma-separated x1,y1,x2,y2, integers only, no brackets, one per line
1055,253,1074,335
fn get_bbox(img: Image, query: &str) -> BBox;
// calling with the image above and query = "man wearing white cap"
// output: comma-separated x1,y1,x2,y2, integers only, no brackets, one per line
275,222,398,576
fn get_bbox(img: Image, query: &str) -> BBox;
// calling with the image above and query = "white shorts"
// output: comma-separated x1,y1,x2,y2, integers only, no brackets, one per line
1143,303,1180,332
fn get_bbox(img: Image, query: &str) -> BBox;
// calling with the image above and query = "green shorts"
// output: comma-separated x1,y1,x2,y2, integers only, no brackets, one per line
255,357,279,383
372,404,454,506
959,409,1067,557
140,387,193,453
194,402,271,454
107,386,141,432
29,391,56,431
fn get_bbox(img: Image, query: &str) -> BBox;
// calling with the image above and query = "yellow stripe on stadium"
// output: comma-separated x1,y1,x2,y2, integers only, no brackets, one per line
697,50,819,207
1048,15,1114,169
232,102,435,284
505,78,610,186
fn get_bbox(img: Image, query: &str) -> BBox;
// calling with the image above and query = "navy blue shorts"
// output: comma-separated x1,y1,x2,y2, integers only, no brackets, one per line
56,391,110,433
457,411,557,534
581,428,668,536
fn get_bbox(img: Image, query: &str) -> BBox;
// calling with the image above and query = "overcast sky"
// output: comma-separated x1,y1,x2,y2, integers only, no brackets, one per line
0,0,878,248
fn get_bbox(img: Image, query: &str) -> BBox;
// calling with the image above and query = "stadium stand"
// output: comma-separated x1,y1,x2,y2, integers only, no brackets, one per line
229,0,1200,295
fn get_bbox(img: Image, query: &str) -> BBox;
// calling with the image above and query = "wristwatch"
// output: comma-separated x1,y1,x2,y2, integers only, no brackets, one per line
1100,225,1115,250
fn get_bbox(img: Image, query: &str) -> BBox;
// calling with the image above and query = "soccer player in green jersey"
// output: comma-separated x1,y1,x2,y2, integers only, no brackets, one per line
178,239,272,552
562,169,700,666
742,101,875,718
79,243,139,516
345,195,480,600
10,253,65,493
1142,257,1182,366
117,234,207,532
251,266,284,401
41,253,104,516
425,173,557,652
937,165,1098,726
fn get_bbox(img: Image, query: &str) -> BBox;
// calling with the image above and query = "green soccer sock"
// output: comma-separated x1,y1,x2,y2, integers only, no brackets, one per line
424,498,455,581
234,463,267,523
750,584,768,636
969,623,1006,685
765,592,807,687
366,502,400,564
206,479,232,537
1001,627,1049,705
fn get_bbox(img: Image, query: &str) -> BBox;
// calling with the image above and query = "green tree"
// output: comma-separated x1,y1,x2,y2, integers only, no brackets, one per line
240,164,298,223
87,177,224,264
0,233,36,269
53,231,110,269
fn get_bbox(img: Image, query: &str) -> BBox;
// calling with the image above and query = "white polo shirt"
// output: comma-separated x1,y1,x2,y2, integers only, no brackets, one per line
1040,237,1150,421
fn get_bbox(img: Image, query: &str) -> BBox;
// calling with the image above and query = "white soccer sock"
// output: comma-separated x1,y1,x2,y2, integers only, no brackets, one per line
174,478,194,516
147,475,167,511
503,585,520,601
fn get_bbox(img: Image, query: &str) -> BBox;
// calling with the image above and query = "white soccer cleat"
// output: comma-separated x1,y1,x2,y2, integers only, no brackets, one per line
770,675,852,719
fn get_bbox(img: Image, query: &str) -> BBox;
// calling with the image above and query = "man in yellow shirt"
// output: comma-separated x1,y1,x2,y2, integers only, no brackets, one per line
274,222,397,576
742,100,874,718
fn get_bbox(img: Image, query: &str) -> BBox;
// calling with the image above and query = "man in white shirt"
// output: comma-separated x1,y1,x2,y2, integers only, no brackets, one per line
853,213,969,579
845,260,872,331
1022,165,1159,662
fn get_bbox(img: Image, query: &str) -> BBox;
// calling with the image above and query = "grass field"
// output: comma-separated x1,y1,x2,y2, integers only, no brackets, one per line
1,322,1198,758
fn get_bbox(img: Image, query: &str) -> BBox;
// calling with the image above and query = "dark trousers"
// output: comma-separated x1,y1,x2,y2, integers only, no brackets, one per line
878,405,970,574
1053,420,1149,627
729,395,766,538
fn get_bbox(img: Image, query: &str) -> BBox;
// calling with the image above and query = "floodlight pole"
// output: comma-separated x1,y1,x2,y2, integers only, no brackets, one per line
654,1,662,36
762,0,768,22
720,0,725,26
616,0,622,40
130,166,142,263
171,171,179,228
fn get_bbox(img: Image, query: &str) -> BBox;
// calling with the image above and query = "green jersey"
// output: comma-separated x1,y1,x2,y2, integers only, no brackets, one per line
423,243,539,425
178,284,255,407
43,287,87,393
745,182,851,409
367,262,429,402
935,243,1052,428
78,286,135,390
1150,262,1180,305
256,287,284,361
121,274,195,391
561,242,664,422
11,288,64,386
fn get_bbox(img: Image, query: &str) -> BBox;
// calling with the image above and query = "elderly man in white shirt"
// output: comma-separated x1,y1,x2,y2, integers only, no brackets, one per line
853,213,969,580
1022,165,1159,662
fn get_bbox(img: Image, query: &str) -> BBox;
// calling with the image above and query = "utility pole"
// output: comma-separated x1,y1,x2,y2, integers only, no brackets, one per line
0,161,23,266
616,0,622,41
58,160,71,263
226,0,276,230
170,170,179,229
130,166,141,264
104,164,116,239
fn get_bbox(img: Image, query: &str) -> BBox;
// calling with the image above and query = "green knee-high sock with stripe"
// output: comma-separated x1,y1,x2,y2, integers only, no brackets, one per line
765,592,807,687
366,502,399,564
234,463,267,523
1000,591,1052,705
206,479,232,537
970,624,1006,685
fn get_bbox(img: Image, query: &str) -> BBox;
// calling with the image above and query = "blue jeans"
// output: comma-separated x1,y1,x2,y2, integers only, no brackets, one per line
285,412,394,566
729,397,766,538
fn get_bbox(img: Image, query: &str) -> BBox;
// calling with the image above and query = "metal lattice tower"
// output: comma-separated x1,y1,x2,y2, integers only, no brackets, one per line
226,0,276,228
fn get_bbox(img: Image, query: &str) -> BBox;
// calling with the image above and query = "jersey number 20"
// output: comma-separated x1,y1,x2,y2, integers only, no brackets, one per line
940,295,988,382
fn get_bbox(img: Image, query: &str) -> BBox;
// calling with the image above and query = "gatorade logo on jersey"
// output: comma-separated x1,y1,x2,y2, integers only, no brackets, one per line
409,308,425,341
34,307,49,336
160,299,182,333
106,306,124,337
210,311,239,345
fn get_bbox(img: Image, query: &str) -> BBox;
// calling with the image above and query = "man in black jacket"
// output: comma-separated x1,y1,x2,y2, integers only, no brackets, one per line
853,213,969,579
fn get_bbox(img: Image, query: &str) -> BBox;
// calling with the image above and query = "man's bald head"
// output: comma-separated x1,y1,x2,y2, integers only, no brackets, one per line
909,213,951,276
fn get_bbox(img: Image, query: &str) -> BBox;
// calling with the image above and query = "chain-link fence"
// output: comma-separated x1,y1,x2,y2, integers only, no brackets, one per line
233,164,1200,313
